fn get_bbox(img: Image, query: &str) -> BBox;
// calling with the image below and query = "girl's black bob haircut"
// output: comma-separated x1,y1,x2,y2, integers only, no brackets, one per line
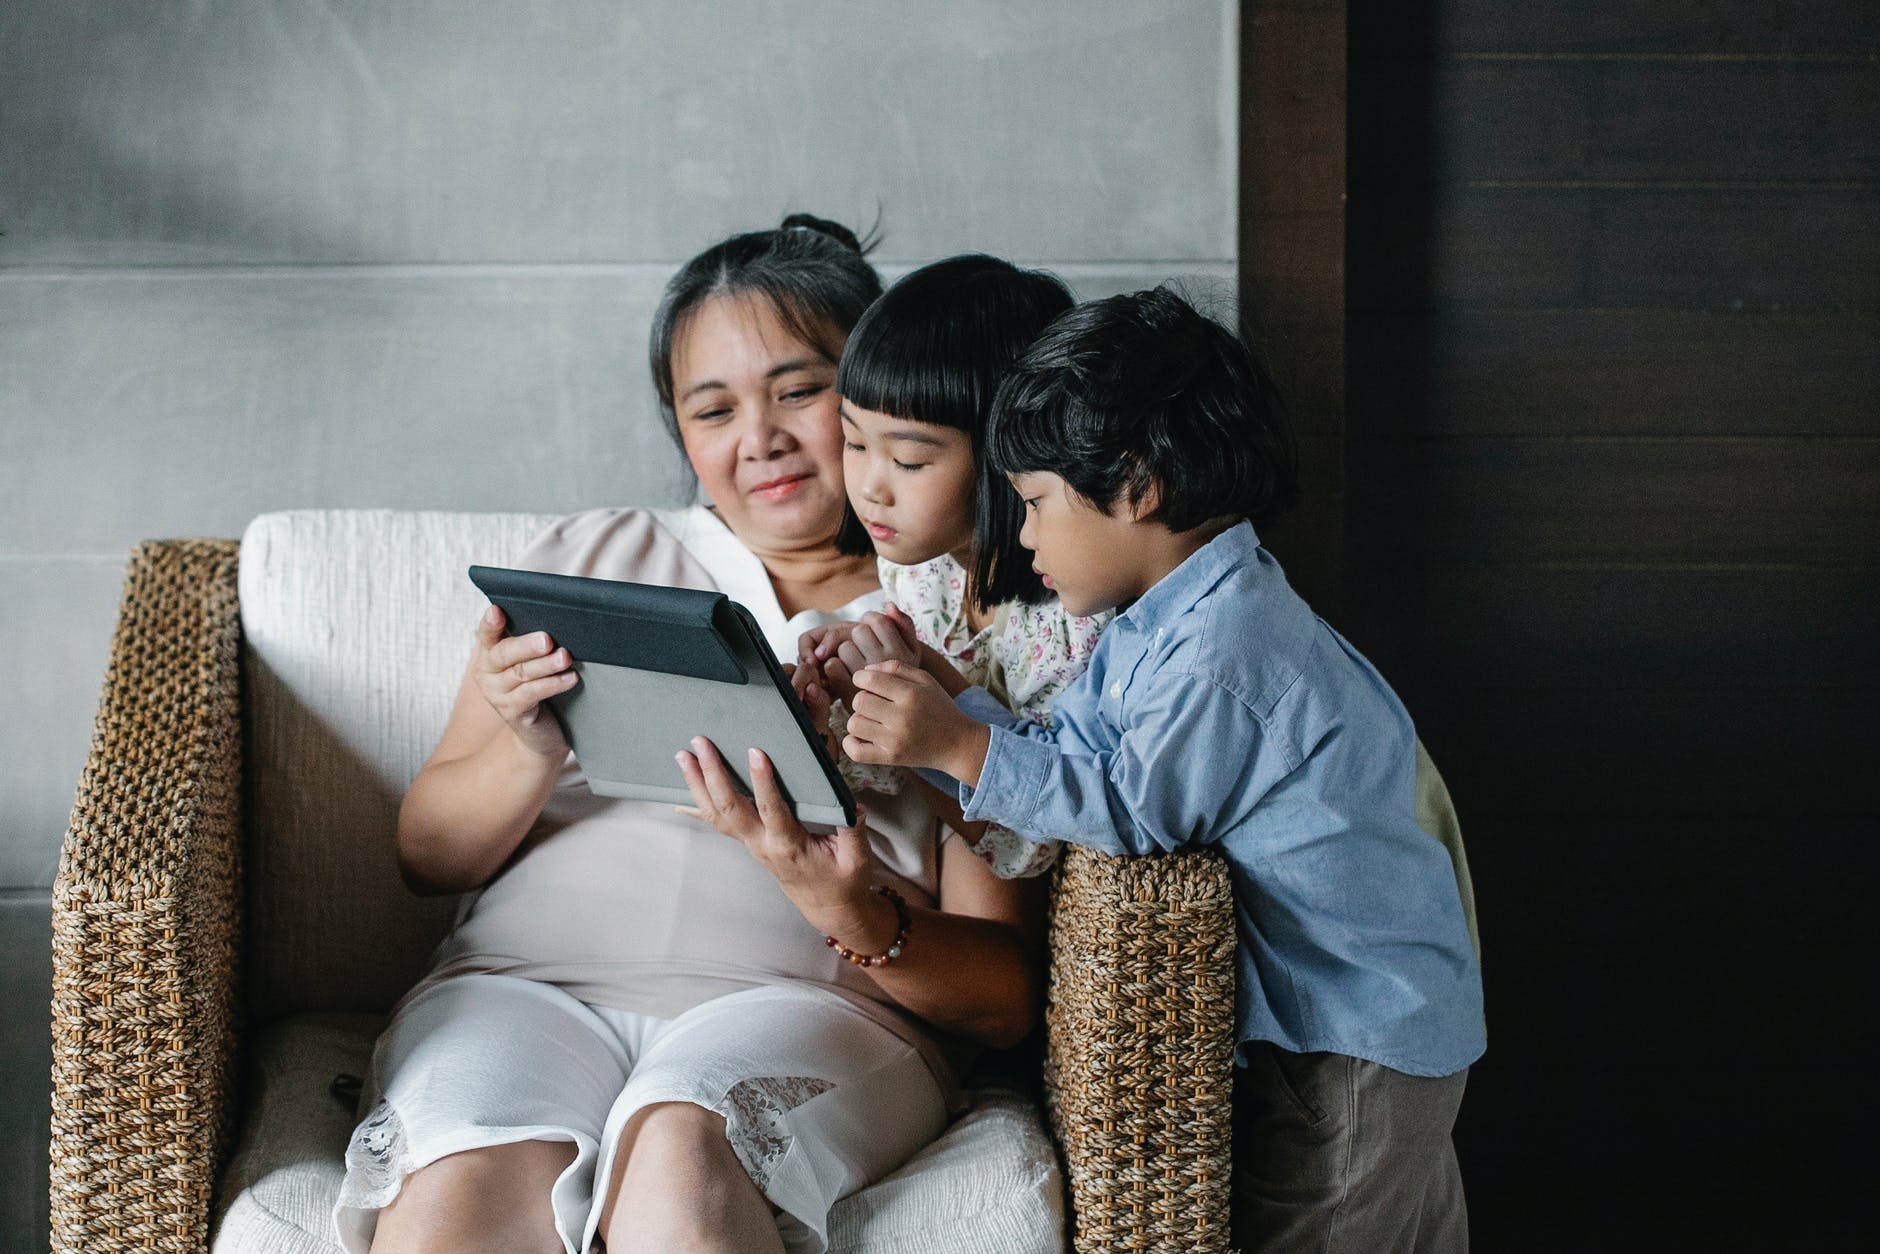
649,214,882,485
834,254,1074,611
988,285,1299,533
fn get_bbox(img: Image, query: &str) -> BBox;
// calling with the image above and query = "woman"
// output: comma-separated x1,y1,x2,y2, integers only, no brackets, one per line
334,215,1045,1254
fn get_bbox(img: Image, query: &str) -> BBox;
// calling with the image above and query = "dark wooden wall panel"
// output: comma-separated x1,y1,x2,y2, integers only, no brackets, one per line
1348,436,1880,562
1353,188,1880,311
1430,2,1880,56
1341,1,1878,1246
1378,565,1879,689
1351,310,1880,436
1410,684,1874,817
1241,0,1349,615
1482,818,1873,943
1435,61,1880,183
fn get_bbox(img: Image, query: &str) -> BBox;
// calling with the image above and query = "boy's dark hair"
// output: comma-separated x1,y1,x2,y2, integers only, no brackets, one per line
834,254,1074,610
649,214,883,471
987,285,1299,532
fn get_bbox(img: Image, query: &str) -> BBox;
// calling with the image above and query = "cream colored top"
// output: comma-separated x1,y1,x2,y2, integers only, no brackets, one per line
416,506,965,1094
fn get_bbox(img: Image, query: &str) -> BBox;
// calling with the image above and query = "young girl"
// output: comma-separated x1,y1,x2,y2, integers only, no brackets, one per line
795,254,1103,879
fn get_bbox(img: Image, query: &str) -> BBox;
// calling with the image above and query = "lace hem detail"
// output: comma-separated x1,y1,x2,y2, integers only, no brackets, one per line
337,1098,415,1213
715,1075,835,1193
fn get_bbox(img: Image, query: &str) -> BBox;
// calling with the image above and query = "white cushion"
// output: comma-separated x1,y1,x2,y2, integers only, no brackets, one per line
211,1017,1064,1254
239,509,555,1020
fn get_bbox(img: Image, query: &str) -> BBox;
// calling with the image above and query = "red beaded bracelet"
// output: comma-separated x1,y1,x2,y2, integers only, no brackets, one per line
825,884,912,969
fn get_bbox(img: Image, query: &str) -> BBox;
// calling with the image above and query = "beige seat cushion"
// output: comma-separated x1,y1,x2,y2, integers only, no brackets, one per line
211,1016,1064,1254
240,509,558,1021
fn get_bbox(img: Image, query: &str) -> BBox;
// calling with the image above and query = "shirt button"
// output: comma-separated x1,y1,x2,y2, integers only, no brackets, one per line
1109,680,1123,699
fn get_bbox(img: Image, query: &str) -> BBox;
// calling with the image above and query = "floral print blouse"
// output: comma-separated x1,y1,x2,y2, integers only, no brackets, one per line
880,553,1112,878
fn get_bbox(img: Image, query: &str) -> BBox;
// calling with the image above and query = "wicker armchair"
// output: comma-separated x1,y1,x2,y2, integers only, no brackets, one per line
51,521,1240,1254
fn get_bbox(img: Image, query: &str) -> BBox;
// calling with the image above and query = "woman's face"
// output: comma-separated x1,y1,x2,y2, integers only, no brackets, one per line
669,294,850,552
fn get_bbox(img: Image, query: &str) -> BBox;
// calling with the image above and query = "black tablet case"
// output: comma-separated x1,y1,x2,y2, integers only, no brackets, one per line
467,565,857,826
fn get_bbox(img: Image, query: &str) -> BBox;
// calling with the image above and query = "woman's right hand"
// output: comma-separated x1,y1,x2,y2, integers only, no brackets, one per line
472,604,577,760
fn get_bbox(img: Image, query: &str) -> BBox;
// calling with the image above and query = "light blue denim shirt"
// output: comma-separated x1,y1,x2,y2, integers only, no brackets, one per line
954,521,1486,1077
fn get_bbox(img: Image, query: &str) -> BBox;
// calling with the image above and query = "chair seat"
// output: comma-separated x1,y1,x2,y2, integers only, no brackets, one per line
210,1014,1066,1254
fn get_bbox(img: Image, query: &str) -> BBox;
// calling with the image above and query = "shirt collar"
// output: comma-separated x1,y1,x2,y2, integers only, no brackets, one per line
1115,520,1261,632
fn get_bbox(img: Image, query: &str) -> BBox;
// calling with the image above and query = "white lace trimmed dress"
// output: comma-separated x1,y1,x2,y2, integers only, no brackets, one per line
334,507,961,1254
879,554,1111,880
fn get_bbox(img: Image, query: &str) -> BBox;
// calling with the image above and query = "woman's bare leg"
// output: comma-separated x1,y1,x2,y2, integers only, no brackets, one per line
598,1101,785,1254
369,1139,577,1254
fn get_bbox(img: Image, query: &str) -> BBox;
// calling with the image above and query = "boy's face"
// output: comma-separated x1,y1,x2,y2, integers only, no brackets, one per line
1010,470,1159,617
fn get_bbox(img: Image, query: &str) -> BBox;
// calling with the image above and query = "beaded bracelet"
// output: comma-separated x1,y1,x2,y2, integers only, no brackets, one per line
825,884,911,969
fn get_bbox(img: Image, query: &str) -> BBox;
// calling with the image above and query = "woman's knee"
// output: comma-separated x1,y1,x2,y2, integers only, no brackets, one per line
601,1101,779,1240
612,1100,745,1187
371,1139,576,1254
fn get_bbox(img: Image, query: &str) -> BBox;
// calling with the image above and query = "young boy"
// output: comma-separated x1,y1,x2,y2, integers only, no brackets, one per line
843,287,1486,1252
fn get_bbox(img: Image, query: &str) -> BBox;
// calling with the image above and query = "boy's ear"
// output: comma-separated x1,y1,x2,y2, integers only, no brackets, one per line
1124,477,1163,523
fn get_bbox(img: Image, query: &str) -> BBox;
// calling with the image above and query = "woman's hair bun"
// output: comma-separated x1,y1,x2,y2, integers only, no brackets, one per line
779,213,871,255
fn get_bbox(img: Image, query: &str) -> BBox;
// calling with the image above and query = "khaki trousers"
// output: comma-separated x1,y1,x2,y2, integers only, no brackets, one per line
1232,1043,1470,1253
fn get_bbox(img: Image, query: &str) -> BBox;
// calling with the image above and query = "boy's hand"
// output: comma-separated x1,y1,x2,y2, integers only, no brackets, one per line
845,661,991,785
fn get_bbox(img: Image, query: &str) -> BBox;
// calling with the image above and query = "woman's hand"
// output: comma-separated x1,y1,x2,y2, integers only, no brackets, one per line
846,661,993,784
471,604,577,760
678,737,1042,1049
675,737,896,950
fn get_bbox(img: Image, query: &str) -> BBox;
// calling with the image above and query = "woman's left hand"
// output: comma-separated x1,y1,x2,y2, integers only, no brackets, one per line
675,736,889,944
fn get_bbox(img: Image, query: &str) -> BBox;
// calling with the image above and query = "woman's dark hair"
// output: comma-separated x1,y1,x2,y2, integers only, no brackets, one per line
833,254,1074,610
649,213,883,471
987,285,1299,532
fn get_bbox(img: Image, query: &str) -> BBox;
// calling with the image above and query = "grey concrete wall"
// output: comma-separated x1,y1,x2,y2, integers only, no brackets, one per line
1,2,1235,1242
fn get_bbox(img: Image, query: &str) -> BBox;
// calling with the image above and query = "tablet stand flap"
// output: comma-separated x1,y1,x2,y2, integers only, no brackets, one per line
468,567,748,684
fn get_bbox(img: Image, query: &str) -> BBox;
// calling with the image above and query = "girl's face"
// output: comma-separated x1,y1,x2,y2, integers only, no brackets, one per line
670,295,849,553
840,401,977,566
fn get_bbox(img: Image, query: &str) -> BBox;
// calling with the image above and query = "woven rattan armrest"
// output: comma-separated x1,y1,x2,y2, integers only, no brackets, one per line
51,539,243,1254
1044,844,1238,1254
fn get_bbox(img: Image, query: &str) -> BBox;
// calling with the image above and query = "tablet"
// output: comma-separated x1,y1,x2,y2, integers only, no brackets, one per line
467,564,857,827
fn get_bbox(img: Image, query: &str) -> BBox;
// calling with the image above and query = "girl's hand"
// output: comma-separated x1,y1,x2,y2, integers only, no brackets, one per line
818,609,917,703
675,737,888,944
470,604,577,761
798,622,861,677
786,661,833,732
845,660,992,783
831,609,920,684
